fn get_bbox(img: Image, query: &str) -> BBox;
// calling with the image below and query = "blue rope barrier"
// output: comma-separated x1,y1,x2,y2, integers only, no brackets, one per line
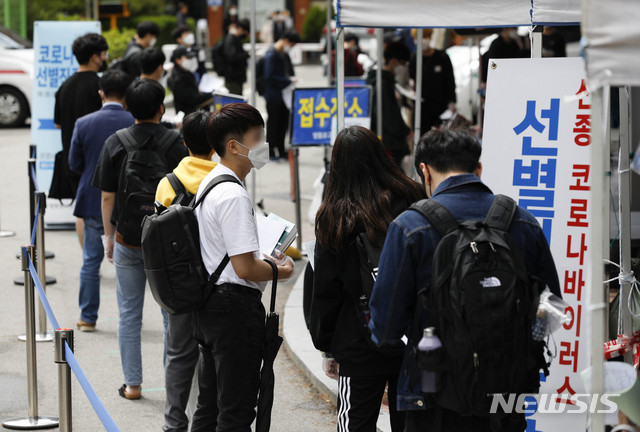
30,164,39,193
24,248,121,431
64,342,121,432
26,249,59,330
30,197,40,246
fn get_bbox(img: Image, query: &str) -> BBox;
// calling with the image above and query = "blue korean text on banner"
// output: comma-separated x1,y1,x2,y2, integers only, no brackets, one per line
291,86,371,146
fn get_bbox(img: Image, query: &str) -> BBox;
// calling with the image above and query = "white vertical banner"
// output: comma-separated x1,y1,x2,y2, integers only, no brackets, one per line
31,21,101,226
482,58,596,431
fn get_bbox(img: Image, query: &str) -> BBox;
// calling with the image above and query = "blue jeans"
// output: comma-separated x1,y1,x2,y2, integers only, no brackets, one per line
114,242,148,386
79,217,104,324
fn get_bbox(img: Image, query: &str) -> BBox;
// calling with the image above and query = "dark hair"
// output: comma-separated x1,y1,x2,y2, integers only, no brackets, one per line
414,129,482,180
137,21,160,38
125,78,165,121
205,103,264,157
238,19,250,33
139,47,166,75
72,33,108,65
384,42,410,64
172,25,191,41
99,69,133,99
182,111,212,156
315,126,425,250
344,33,359,45
280,31,300,44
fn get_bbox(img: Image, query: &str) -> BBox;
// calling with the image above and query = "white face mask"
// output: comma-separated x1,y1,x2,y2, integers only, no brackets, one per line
236,140,270,170
150,37,157,47
182,57,199,72
183,33,195,45
422,38,431,49
283,44,292,53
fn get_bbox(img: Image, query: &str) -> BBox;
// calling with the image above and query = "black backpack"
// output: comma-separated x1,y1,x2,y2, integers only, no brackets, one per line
141,174,241,315
115,128,179,247
410,195,550,416
166,172,194,206
211,39,226,76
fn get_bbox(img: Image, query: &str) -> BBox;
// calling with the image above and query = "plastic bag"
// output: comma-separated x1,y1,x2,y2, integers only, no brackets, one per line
532,287,571,341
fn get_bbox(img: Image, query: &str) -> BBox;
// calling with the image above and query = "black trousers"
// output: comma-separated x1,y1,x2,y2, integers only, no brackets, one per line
266,100,289,158
337,374,404,432
404,406,526,432
191,289,265,432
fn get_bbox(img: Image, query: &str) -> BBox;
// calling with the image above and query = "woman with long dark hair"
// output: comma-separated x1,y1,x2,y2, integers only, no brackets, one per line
310,126,425,431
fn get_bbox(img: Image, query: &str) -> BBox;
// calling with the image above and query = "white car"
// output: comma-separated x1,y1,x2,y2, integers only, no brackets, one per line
0,26,33,127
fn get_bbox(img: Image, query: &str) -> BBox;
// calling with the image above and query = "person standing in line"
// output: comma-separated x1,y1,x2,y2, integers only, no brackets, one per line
222,20,250,96
69,69,134,333
262,31,300,160
53,32,108,247
92,79,186,400
311,126,425,432
191,103,294,431
118,21,160,78
155,111,218,432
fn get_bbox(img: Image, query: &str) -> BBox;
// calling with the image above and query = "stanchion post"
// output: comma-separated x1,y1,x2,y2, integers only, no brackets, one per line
294,148,302,250
35,192,53,341
2,246,58,430
55,329,73,432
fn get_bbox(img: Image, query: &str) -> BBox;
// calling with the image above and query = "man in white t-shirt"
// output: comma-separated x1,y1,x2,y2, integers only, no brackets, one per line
191,103,294,432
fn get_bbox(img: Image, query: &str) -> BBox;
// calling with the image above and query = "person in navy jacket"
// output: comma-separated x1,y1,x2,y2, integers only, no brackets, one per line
69,69,135,332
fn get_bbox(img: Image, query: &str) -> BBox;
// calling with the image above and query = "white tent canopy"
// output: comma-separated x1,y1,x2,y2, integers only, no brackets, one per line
583,0,640,87
335,0,581,28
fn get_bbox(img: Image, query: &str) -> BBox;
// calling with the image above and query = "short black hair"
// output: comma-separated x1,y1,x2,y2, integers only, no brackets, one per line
182,111,212,156
279,31,300,45
384,42,410,64
99,69,133,99
172,25,191,41
125,78,165,121
344,33,359,45
72,33,108,65
238,19,251,33
137,21,160,38
206,103,264,157
139,47,166,75
414,129,482,178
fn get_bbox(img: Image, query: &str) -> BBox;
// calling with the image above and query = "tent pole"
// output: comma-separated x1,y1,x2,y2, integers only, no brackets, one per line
337,29,345,131
250,0,257,204
589,84,609,432
414,29,423,146
326,0,332,86
618,86,634,364
530,25,542,58
376,29,383,138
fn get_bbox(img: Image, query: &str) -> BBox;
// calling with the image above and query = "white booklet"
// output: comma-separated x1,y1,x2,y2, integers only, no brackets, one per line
257,213,298,258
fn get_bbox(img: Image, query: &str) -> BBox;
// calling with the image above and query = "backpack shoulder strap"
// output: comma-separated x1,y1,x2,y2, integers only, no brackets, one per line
409,199,459,237
158,129,180,153
484,194,517,232
193,174,242,209
115,128,138,153
167,172,188,199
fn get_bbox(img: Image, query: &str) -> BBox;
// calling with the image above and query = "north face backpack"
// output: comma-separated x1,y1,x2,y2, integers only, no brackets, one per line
115,128,179,247
410,195,550,416
141,174,241,315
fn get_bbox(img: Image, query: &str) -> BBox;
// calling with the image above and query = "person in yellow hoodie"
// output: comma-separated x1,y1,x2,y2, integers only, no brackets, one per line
155,110,218,432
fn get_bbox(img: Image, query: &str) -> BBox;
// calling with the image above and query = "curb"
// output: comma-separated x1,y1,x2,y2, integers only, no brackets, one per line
282,273,392,432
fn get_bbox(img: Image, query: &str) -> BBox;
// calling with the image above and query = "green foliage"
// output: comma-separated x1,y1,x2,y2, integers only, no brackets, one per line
102,27,136,63
302,5,327,43
116,15,196,47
